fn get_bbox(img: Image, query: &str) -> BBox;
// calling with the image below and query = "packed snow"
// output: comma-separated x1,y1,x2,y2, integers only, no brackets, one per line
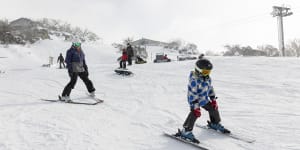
0,39,299,150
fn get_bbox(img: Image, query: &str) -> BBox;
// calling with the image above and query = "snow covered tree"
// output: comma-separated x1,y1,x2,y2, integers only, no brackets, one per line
257,45,279,57
168,39,182,50
123,37,134,45
286,39,300,57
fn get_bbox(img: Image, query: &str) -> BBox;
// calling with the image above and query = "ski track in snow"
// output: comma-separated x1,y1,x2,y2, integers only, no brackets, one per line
0,44,300,150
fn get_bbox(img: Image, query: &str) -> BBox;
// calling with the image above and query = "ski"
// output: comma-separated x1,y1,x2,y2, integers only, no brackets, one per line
196,124,255,143
114,68,133,76
41,99,101,105
163,132,209,150
41,95,104,105
85,93,104,103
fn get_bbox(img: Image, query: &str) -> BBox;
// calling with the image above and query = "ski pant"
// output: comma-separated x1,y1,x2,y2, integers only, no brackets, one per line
59,62,65,69
127,56,132,65
183,102,221,131
62,72,95,96
120,60,126,69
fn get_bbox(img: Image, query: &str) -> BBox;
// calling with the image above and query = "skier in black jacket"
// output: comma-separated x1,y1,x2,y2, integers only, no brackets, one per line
57,53,66,69
126,43,134,65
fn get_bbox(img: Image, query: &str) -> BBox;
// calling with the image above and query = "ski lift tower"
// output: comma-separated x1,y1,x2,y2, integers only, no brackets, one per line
271,5,293,56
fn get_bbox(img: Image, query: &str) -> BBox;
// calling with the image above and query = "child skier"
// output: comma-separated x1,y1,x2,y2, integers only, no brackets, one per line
119,49,128,69
176,58,230,143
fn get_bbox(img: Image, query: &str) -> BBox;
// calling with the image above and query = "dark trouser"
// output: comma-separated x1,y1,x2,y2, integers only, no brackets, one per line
183,102,221,131
120,60,126,68
62,72,95,96
127,56,132,65
202,102,221,124
59,62,65,69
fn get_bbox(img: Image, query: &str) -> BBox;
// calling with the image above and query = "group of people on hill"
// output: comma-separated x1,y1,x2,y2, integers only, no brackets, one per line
57,42,229,143
56,42,135,102
119,43,134,69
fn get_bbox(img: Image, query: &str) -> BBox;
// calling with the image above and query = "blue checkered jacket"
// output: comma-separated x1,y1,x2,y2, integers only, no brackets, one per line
187,71,215,108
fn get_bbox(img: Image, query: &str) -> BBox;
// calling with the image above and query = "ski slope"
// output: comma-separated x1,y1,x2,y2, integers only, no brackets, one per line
0,40,299,150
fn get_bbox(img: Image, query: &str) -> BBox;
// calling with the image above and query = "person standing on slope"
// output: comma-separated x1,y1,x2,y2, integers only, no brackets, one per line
126,43,134,65
57,53,66,69
61,42,96,102
176,58,230,143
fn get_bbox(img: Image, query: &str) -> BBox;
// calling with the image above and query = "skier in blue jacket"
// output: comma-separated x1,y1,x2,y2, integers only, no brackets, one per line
61,42,96,102
176,59,230,143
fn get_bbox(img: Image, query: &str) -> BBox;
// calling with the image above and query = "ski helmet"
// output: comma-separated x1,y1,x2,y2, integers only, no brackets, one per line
195,59,213,76
72,42,81,48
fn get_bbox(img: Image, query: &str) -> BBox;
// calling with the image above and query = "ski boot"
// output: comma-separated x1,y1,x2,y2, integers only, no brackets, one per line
175,129,200,144
207,121,230,134
89,91,96,97
60,96,71,103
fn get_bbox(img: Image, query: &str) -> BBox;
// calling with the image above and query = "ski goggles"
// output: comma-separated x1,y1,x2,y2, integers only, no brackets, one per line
201,69,211,76
73,42,81,48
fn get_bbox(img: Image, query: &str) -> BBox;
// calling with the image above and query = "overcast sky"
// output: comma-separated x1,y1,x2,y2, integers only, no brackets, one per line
1,0,300,52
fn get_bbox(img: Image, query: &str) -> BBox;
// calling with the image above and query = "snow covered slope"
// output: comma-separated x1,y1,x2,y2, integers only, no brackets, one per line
0,40,299,150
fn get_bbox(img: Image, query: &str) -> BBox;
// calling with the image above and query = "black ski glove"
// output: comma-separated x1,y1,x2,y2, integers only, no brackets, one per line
84,70,89,76
83,65,89,76
210,96,216,100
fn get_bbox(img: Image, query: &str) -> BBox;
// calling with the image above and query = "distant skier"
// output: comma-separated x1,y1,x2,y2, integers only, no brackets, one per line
176,58,230,143
135,55,146,64
163,54,169,60
61,42,96,102
119,49,128,69
126,43,134,65
136,55,143,62
57,53,66,69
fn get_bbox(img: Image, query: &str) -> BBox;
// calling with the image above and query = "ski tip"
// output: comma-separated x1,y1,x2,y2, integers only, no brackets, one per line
95,99,104,103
